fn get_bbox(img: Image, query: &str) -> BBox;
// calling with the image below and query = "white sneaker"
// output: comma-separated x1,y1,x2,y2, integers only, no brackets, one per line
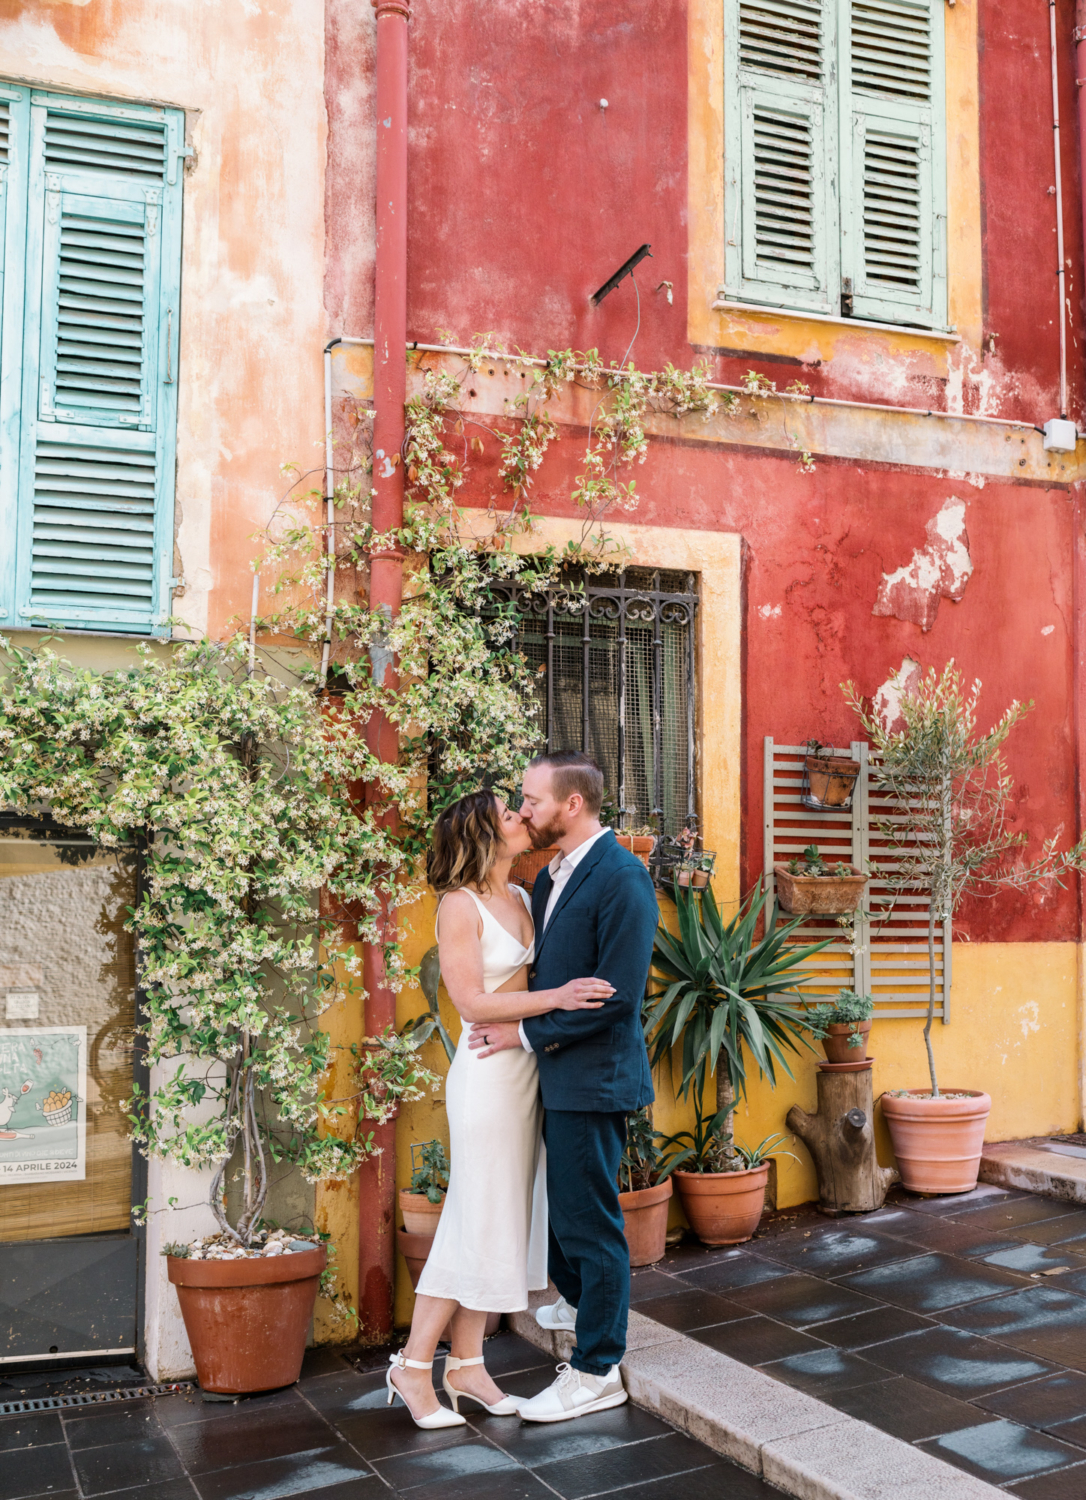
535,1294,578,1332
517,1361,627,1423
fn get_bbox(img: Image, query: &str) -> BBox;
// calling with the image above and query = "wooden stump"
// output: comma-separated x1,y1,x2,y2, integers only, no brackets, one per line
787,1066,898,1215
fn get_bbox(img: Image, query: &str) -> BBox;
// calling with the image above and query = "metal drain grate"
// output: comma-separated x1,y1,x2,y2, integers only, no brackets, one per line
0,1381,195,1416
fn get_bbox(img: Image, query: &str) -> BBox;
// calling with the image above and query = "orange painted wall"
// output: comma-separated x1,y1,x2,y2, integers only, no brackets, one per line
0,0,330,637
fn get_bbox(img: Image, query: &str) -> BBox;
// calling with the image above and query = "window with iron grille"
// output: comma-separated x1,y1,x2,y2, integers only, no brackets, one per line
491,567,699,850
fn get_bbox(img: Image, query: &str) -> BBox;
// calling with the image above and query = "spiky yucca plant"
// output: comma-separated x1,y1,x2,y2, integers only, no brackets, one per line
646,882,831,1170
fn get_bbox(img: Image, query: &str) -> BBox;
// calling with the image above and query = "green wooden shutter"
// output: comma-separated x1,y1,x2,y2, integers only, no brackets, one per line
839,0,947,328
0,85,31,628
14,93,183,635
723,0,839,314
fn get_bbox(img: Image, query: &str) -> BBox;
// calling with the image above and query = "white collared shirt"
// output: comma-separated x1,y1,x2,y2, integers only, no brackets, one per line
519,827,613,1052
542,827,613,931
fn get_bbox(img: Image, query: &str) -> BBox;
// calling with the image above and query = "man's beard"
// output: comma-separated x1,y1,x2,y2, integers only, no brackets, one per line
527,814,565,849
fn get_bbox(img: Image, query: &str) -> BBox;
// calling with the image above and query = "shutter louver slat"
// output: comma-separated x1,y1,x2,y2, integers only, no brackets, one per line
851,0,932,101
863,131,921,292
28,441,156,616
753,109,816,274
56,211,146,415
44,114,166,181
0,102,9,166
740,0,824,82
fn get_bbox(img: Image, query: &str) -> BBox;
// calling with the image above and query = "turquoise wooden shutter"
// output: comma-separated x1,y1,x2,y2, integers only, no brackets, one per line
14,93,183,636
839,0,947,328
0,86,31,629
723,0,839,315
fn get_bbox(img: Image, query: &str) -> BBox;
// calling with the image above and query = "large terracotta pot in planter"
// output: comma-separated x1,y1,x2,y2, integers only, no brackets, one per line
399,1188,443,1236
397,1227,501,1337
822,1021,872,1064
673,1165,769,1246
774,863,868,916
880,1089,992,1194
168,1245,326,1395
619,1178,672,1266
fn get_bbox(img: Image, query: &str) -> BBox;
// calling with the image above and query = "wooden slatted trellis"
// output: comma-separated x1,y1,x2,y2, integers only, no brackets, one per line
763,737,951,1021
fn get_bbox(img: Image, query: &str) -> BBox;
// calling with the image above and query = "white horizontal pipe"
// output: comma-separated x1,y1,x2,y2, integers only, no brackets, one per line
329,336,1047,436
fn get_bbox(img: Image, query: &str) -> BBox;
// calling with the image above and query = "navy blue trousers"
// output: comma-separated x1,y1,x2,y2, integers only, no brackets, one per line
543,1108,629,1375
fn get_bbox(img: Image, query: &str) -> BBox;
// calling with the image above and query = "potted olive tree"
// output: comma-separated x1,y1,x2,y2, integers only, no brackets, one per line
647,882,830,1244
846,663,1086,1193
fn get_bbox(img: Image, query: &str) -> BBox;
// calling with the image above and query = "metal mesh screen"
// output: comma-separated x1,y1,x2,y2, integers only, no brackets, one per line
499,567,698,840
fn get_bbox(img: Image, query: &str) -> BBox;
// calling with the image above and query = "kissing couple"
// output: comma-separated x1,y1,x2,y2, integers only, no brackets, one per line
385,750,658,1426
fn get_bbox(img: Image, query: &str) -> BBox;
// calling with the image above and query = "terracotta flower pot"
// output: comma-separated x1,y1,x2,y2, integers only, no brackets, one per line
774,862,868,915
168,1245,326,1395
822,1021,872,1064
618,1178,672,1266
880,1089,992,1195
673,1164,769,1246
615,833,655,869
803,755,861,809
396,1227,500,1337
399,1188,444,1235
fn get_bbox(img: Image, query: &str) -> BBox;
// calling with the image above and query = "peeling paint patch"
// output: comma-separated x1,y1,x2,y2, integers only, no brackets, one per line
873,499,974,631
758,603,782,619
873,656,921,732
1019,1001,1041,1038
1042,625,1055,637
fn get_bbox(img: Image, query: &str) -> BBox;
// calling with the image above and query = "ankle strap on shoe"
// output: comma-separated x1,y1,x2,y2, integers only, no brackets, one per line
444,1354,485,1369
390,1352,432,1370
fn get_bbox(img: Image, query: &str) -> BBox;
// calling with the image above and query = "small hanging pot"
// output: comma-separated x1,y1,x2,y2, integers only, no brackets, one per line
802,750,861,811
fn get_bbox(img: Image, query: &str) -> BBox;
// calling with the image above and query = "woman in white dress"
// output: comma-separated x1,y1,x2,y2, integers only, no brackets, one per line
386,789,614,1427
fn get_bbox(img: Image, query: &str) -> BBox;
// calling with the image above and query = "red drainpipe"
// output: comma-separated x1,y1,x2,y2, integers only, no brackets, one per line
358,0,410,1344
1076,2,1086,1125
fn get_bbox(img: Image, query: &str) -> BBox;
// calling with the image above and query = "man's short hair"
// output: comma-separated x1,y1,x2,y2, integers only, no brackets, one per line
529,750,605,816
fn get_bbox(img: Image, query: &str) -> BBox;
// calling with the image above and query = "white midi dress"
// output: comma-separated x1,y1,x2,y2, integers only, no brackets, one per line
415,886,549,1312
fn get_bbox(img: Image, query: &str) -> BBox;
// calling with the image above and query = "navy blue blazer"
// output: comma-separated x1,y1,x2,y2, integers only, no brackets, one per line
523,831,657,1113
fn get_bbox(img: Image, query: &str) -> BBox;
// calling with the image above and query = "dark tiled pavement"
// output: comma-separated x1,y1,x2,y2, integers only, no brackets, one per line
636,1182,1086,1495
0,1333,780,1500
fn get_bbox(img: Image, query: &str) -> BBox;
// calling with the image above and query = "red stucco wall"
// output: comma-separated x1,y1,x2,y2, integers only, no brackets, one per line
324,0,1086,945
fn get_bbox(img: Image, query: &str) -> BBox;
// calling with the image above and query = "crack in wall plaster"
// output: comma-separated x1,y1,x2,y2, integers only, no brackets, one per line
873,498,973,632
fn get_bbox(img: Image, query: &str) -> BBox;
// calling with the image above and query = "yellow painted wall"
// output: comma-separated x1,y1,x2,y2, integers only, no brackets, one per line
739,941,1082,1211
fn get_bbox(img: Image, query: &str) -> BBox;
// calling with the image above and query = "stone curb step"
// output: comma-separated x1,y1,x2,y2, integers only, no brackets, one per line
509,1289,1004,1500
981,1139,1086,1204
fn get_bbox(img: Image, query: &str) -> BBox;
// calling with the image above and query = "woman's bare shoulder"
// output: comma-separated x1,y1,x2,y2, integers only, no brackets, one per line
437,888,483,935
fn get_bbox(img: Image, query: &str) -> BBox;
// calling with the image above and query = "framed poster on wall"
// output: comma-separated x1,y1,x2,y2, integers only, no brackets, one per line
0,1025,87,1182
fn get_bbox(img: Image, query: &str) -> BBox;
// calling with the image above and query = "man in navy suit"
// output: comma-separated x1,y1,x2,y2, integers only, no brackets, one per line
469,751,658,1422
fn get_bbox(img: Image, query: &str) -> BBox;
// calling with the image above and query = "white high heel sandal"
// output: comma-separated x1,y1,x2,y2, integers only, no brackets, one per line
443,1353,521,1416
386,1352,466,1429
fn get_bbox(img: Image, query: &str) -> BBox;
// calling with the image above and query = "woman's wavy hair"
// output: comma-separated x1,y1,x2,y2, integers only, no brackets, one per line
429,789,507,894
